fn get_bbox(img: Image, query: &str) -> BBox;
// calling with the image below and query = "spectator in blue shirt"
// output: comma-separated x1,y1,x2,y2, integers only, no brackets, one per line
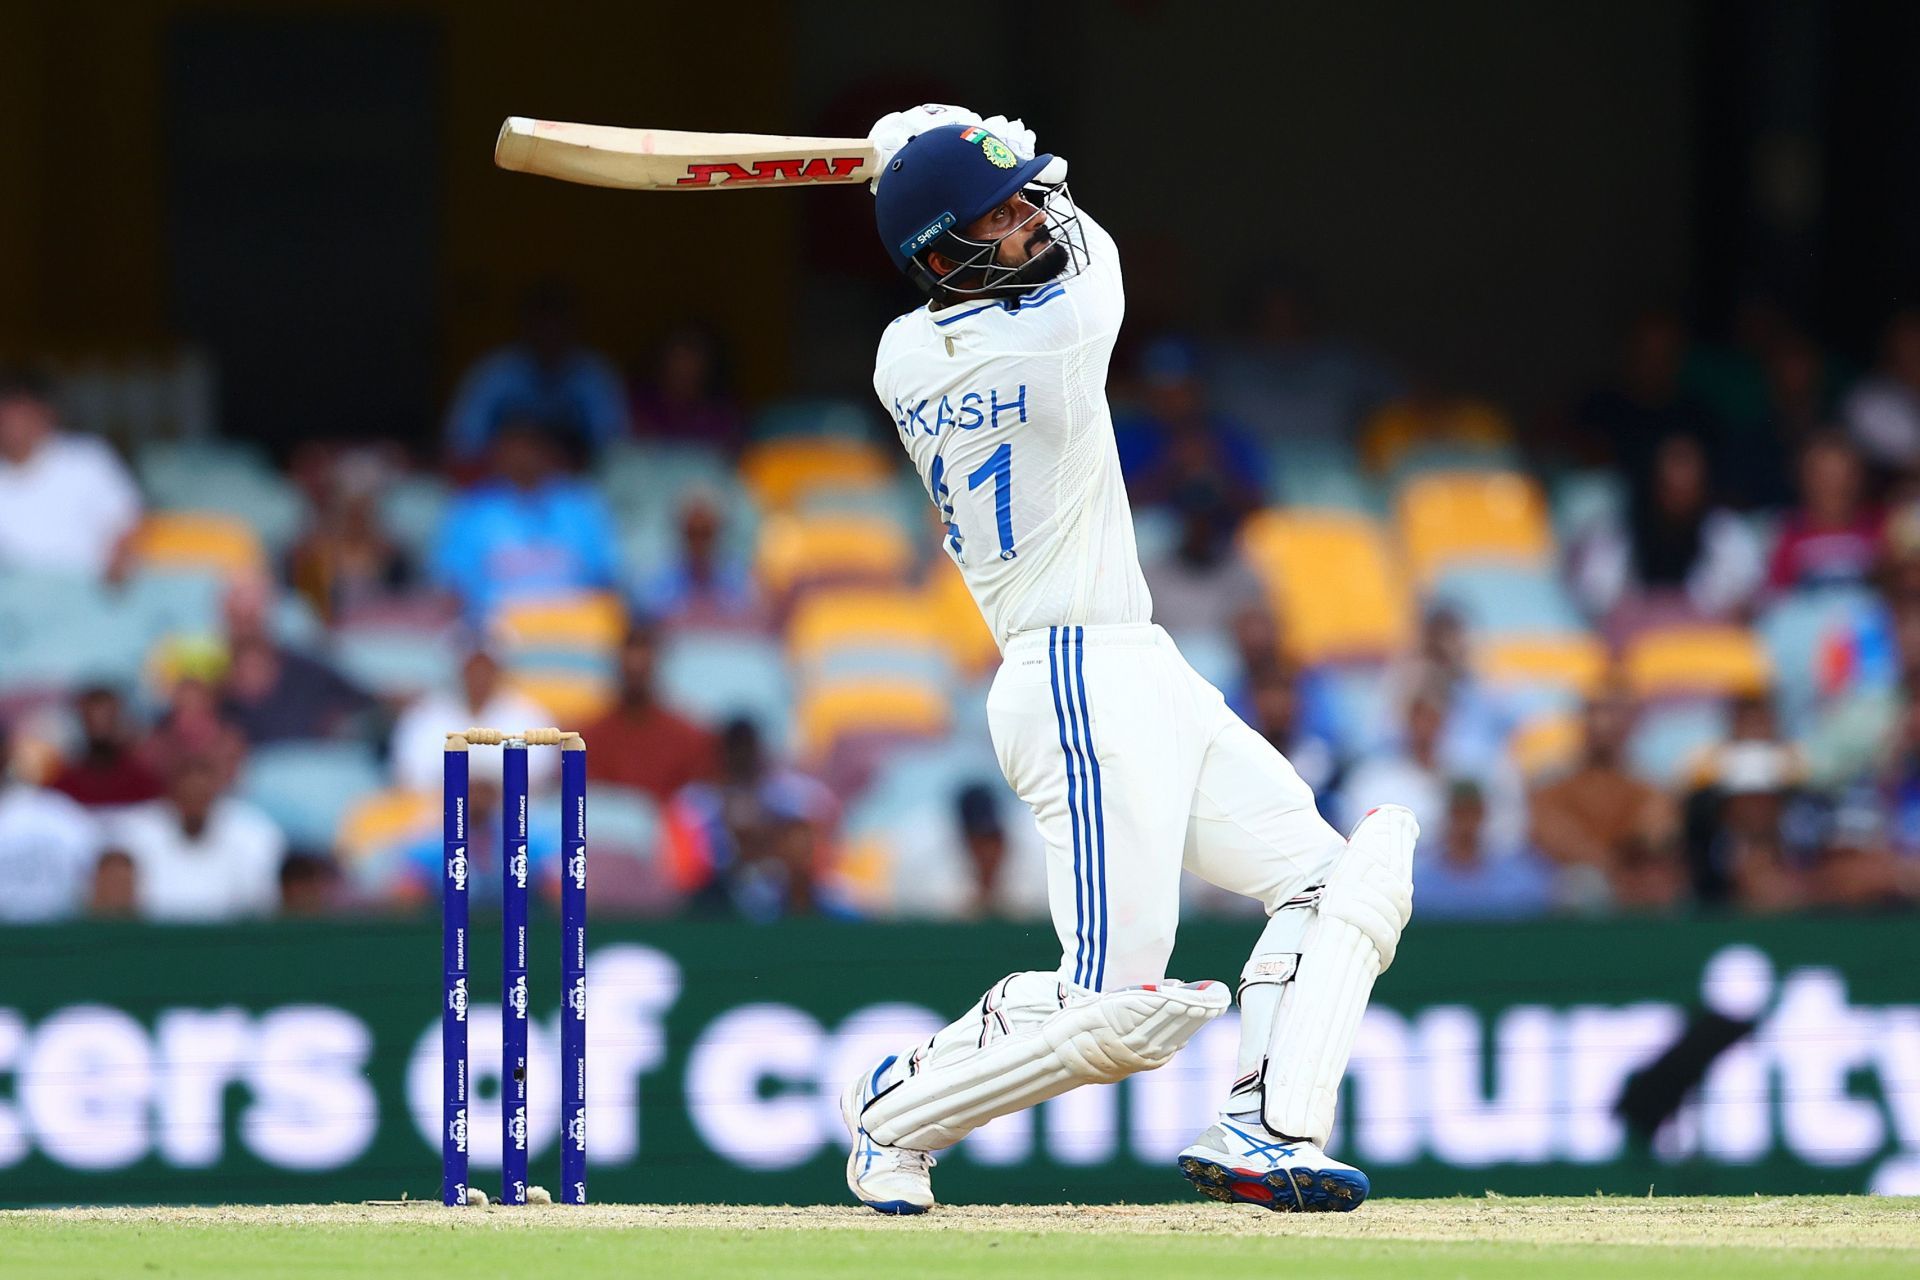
432,419,620,623
444,283,629,465
1114,337,1266,516
634,489,761,630
1414,780,1558,920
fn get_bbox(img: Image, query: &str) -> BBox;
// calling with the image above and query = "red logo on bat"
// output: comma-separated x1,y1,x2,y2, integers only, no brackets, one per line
675,156,866,187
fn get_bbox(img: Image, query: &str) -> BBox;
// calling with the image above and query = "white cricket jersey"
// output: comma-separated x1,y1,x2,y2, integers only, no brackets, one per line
873,202,1151,646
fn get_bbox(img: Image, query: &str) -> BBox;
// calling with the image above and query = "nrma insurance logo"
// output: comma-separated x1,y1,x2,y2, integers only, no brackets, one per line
508,846,529,890
568,1114,587,1152
509,1111,529,1151
448,1108,468,1154
567,975,586,1020
448,977,468,1022
507,975,529,1018
447,847,467,891
568,848,587,891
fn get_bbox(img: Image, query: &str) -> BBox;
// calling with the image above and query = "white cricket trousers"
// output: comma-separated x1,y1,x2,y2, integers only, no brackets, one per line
988,623,1346,991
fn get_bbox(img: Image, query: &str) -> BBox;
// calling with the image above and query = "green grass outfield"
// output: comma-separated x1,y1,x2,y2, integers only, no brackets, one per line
5,1198,1917,1280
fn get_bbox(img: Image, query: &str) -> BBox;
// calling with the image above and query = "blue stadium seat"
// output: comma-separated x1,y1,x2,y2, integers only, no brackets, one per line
136,440,307,553
239,740,387,851
331,625,459,699
0,571,150,692
1550,470,1626,543
1628,701,1730,784
657,630,792,747
751,397,876,441
844,737,1003,836
1430,564,1585,635
1269,441,1379,514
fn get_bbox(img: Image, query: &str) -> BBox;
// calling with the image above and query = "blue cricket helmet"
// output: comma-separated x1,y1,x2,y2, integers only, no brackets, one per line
874,124,1056,282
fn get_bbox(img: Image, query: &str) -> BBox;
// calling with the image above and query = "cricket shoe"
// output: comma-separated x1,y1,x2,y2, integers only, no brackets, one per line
840,1055,936,1215
1178,1121,1369,1212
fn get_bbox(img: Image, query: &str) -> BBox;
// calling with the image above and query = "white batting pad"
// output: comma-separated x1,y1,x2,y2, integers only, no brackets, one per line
861,976,1229,1151
1260,804,1417,1144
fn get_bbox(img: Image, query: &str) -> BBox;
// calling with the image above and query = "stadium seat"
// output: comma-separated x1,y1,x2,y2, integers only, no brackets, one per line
1239,510,1414,663
332,624,460,699
1268,441,1379,514
1360,398,1515,475
751,397,876,441
491,592,628,653
921,559,999,676
1394,471,1553,586
1628,701,1732,784
657,630,793,745
240,740,387,852
1430,564,1585,635
756,513,917,598
788,588,945,664
1624,626,1772,700
741,437,895,510
505,671,614,726
796,678,950,762
136,442,307,553
1475,634,1608,697
126,512,269,580
1510,710,1583,779
1550,470,1627,543
334,787,437,866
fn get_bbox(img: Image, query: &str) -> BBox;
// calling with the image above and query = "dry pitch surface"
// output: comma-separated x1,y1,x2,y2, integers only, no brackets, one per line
6,1197,1917,1279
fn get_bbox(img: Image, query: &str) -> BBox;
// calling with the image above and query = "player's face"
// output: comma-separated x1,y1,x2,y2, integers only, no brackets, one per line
965,192,1051,268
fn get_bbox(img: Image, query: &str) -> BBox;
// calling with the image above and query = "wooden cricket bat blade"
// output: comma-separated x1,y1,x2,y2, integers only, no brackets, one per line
494,118,878,191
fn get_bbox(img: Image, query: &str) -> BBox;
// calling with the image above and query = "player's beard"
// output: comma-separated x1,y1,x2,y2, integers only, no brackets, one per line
1000,236,1071,291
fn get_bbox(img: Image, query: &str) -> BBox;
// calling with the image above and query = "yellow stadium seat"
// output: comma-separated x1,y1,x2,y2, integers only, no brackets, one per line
923,558,999,675
507,672,615,725
741,437,896,510
127,512,267,579
1624,626,1772,699
795,678,949,761
1239,510,1414,663
757,514,916,597
1475,634,1609,696
1510,712,1583,779
335,788,437,865
1359,397,1514,473
788,588,944,663
1394,471,1552,586
492,592,627,651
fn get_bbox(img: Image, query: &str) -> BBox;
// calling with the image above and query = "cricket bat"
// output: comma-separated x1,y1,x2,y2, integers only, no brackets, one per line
494,118,879,191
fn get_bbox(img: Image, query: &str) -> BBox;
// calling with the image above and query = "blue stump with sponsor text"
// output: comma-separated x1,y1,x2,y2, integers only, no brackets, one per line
442,727,586,1207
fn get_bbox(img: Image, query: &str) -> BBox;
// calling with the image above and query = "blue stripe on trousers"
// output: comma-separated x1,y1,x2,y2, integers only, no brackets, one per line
1060,627,1098,991
1073,625,1109,991
1047,626,1088,986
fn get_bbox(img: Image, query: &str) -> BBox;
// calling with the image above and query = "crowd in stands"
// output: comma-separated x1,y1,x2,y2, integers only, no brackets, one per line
5,281,1920,927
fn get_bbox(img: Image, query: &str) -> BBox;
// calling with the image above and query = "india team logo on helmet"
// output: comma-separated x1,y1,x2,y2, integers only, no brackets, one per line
959,126,1018,169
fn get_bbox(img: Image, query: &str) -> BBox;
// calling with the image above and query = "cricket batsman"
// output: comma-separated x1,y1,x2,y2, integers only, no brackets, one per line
839,105,1419,1214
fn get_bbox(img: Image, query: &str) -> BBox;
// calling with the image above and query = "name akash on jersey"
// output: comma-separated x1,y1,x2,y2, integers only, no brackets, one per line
838,105,1418,1215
